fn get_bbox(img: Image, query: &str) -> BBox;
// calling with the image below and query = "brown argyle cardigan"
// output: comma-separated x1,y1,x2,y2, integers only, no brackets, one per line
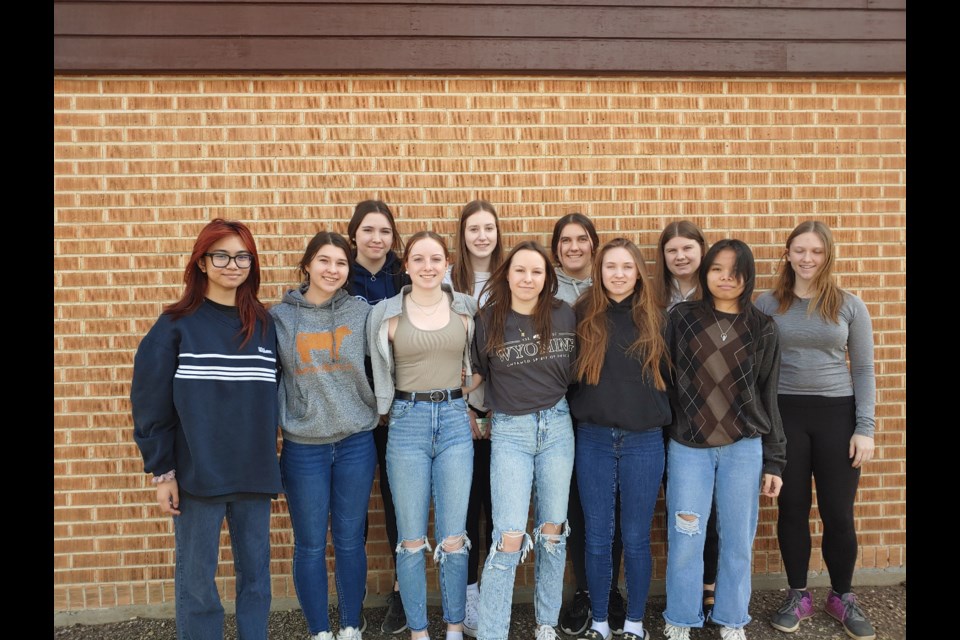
665,301,787,477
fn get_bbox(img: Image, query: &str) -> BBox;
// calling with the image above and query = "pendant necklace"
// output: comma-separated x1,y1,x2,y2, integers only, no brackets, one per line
711,309,740,342
512,310,536,340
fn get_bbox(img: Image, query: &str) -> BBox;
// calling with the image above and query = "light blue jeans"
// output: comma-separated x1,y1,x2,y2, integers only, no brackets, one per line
477,397,574,640
386,395,474,632
663,437,763,630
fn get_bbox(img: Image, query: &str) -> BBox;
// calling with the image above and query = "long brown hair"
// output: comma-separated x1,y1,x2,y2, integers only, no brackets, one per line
652,220,708,309
164,218,268,347
479,241,559,353
574,238,667,390
451,200,503,296
771,220,844,323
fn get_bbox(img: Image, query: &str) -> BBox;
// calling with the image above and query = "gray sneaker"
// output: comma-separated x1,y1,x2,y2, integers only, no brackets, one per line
770,589,814,633
824,591,876,640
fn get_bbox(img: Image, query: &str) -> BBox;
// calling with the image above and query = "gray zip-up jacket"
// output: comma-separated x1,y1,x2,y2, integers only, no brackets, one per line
367,283,479,415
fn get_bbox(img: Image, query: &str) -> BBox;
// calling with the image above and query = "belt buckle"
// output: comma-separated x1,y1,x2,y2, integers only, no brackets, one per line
429,389,445,402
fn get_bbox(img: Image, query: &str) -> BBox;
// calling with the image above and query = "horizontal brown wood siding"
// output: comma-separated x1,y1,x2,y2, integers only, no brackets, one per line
55,2,906,74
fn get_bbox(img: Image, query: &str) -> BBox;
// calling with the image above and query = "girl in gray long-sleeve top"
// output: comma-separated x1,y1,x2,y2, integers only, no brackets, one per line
757,221,878,640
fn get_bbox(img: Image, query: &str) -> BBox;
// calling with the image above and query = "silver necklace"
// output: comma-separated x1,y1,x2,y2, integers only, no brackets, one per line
408,293,445,316
711,309,740,342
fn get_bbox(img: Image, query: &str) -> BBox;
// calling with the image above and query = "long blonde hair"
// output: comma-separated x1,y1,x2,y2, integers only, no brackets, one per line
771,220,844,323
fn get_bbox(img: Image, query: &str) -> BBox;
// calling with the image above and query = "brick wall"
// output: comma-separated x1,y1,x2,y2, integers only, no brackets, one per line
53,75,906,612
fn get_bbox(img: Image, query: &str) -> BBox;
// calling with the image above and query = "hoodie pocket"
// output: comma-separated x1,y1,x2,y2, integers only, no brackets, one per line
285,382,309,420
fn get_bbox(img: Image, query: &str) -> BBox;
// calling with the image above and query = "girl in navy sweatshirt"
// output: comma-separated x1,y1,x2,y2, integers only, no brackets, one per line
131,218,282,640
346,199,411,634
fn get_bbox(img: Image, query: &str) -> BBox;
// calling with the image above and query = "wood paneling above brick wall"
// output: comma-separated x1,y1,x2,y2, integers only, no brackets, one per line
54,1,906,73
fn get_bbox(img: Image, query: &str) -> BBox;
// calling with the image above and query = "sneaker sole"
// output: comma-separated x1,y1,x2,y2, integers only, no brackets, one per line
825,610,875,640
463,623,478,638
381,622,408,635
769,619,802,633
560,622,591,636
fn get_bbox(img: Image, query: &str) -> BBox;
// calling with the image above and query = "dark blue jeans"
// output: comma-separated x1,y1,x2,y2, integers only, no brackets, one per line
174,493,272,640
280,432,377,634
575,425,664,624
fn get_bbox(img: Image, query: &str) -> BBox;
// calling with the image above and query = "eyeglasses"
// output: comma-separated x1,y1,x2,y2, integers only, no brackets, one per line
204,252,253,269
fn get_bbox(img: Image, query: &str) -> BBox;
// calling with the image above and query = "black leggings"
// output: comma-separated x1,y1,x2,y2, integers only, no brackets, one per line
467,430,494,585
777,395,861,594
365,422,399,582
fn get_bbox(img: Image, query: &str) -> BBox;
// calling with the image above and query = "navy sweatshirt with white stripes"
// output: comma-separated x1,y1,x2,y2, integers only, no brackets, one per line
131,300,284,498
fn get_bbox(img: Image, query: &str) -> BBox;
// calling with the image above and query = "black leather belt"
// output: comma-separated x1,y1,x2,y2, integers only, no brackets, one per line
394,388,464,403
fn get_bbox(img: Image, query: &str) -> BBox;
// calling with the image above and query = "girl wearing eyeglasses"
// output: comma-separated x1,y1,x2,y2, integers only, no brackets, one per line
131,218,282,640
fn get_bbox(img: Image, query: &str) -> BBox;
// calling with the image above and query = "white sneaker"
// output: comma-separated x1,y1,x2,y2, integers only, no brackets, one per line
336,626,362,640
662,624,690,640
536,624,559,640
719,627,746,640
463,586,480,637
311,633,335,640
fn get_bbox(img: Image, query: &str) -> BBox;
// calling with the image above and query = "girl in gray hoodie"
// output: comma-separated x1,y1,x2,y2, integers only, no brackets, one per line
270,231,379,640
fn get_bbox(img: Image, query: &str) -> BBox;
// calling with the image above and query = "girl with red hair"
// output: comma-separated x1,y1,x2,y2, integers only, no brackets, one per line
131,218,283,640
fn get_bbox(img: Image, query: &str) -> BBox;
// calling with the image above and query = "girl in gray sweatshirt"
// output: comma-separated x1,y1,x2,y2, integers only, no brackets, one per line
270,231,378,640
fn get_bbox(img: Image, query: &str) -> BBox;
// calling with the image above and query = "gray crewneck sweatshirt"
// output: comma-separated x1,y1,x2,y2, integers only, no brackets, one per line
755,291,876,437
269,285,378,444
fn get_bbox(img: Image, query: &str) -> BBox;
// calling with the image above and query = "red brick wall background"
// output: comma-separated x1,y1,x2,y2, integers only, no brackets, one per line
53,75,906,612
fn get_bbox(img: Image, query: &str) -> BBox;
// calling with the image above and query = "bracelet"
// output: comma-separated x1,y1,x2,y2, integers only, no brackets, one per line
151,470,176,484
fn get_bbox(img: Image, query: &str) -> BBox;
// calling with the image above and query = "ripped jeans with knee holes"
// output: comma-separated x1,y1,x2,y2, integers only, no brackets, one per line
477,397,574,640
663,437,763,630
386,396,474,632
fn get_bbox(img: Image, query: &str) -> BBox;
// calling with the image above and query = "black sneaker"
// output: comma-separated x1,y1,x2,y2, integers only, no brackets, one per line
381,590,408,634
702,588,716,623
358,609,368,633
560,589,592,636
607,588,625,635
